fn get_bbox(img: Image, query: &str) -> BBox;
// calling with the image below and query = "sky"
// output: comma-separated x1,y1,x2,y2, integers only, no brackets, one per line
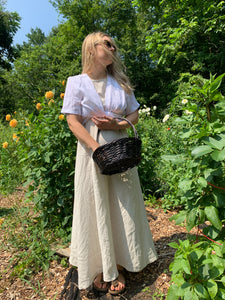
6,0,61,45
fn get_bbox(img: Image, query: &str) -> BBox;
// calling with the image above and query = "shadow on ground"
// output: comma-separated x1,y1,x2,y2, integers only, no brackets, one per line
0,207,14,217
59,232,193,300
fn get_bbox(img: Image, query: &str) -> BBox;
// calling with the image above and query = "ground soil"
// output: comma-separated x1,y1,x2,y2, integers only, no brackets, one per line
0,188,198,300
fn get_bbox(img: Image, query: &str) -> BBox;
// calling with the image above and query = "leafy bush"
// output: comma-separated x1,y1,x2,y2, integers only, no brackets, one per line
136,105,189,205
0,118,24,194
17,89,77,228
166,73,225,299
1,84,76,228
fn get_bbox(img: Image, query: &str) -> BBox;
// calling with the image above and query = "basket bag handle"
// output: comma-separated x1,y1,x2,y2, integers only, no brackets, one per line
96,117,139,140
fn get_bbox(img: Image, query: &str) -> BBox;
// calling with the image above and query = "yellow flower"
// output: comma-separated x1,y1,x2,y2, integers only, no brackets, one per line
14,111,17,114
59,114,65,121
0,218,4,226
13,133,17,140
62,80,65,86
60,93,65,99
2,142,8,149
48,99,55,106
36,103,42,110
25,120,30,126
9,119,18,128
6,114,11,121
45,91,54,99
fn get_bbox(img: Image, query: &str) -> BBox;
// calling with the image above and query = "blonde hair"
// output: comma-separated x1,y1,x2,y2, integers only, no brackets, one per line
82,32,133,94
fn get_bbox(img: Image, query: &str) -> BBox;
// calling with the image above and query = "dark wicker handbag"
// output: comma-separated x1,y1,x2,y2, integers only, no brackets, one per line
92,117,142,175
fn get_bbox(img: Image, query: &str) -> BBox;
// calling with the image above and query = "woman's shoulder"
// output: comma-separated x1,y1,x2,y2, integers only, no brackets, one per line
67,74,87,81
66,74,89,87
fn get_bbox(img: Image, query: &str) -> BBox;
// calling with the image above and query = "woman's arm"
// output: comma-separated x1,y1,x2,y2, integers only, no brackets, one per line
91,110,139,130
66,114,100,151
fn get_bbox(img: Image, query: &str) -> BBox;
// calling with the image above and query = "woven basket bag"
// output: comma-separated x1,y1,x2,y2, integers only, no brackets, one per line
92,117,142,175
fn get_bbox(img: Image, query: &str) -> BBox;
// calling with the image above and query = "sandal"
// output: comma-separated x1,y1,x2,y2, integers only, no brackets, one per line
93,273,109,292
108,270,126,295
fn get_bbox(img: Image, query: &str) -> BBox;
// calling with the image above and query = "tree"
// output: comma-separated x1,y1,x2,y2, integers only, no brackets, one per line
25,28,47,47
133,0,225,109
0,3,20,71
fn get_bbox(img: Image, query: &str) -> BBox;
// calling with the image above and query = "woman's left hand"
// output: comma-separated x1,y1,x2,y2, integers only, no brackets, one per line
91,116,120,130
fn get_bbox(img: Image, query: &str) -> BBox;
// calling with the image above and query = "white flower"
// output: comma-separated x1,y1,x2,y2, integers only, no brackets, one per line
185,110,193,115
153,106,157,110
162,114,170,122
182,99,188,105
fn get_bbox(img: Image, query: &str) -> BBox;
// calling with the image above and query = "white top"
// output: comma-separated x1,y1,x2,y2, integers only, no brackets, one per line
61,74,139,124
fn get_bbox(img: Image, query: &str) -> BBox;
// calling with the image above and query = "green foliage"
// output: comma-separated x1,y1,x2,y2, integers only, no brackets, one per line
136,106,186,200
167,239,225,300
0,121,24,194
133,0,225,111
17,92,76,227
1,202,69,280
1,87,77,227
164,74,225,299
0,5,21,71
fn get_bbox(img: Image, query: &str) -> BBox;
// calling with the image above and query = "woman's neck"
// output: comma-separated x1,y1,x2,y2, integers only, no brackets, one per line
87,68,107,80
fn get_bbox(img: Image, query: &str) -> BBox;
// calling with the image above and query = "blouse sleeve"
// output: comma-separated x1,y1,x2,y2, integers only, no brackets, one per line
61,76,82,115
125,92,140,116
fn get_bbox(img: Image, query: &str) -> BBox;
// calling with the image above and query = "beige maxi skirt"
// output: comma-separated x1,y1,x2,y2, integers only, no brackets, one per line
69,119,157,289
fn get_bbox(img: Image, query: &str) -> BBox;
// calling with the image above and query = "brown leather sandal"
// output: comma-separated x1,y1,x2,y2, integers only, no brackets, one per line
108,270,126,295
93,273,109,292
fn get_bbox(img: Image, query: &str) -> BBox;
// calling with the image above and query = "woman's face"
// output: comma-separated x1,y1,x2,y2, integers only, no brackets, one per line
93,36,116,68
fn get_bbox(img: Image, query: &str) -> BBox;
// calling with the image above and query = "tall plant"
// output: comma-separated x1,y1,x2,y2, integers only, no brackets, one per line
165,73,225,299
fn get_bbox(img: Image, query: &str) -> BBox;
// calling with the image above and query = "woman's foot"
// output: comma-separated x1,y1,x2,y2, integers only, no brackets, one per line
93,273,109,292
108,270,126,295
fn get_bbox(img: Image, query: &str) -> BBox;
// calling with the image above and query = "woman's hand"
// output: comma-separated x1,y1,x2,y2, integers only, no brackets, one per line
91,116,120,130
91,110,139,130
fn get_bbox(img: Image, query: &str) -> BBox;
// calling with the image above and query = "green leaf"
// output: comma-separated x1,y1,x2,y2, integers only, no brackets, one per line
194,283,210,299
161,154,185,164
183,288,195,300
169,210,186,225
211,148,225,162
220,276,225,283
166,284,180,300
209,73,225,93
205,206,222,230
213,190,225,208
186,208,198,232
206,279,218,298
191,145,213,158
207,136,225,150
172,258,191,275
197,177,207,188
203,225,220,239
178,179,192,192
169,242,179,249
189,250,204,262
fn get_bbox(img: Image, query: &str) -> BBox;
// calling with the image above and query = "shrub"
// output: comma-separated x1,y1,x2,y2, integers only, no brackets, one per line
13,87,77,228
166,73,225,299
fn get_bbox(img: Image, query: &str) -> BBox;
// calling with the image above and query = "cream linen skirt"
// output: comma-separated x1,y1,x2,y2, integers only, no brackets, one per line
69,119,157,289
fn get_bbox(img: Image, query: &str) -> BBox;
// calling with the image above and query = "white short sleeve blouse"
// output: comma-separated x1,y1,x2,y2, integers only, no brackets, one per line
61,74,139,124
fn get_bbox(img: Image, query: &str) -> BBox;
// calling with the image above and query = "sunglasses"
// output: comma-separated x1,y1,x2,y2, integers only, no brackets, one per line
95,40,116,51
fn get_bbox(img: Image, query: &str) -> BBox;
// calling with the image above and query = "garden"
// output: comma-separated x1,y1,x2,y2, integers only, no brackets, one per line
1,0,225,299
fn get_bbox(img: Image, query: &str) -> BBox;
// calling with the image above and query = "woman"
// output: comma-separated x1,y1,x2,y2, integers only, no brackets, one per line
61,32,157,295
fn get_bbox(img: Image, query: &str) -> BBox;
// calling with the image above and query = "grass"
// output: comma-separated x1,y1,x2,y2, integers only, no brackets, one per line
0,198,69,281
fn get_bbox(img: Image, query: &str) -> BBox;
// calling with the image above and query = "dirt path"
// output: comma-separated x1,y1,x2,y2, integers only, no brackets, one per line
0,189,196,299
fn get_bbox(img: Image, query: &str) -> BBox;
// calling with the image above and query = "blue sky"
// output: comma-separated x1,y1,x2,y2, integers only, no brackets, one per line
6,0,61,45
